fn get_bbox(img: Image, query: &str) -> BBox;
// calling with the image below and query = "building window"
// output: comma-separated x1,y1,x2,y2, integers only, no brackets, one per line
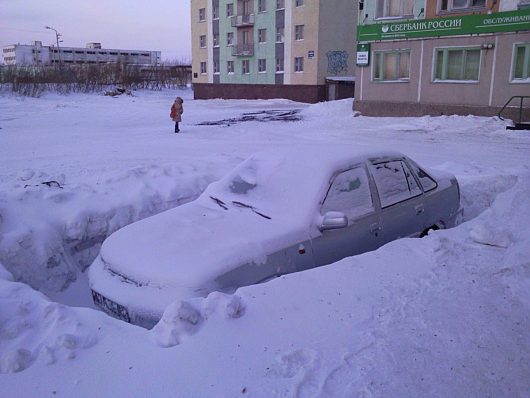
295,57,304,72
227,3,234,17
296,0,304,6
242,59,250,74
258,29,267,43
376,0,414,18
373,50,410,81
439,0,485,12
213,34,220,47
227,32,234,46
434,47,480,81
227,60,235,74
295,25,304,41
214,60,220,74
258,0,267,12
199,8,206,21
512,43,530,81
276,58,284,72
213,4,219,19
200,35,207,48
258,58,267,73
276,27,284,43
200,61,207,74
277,0,285,9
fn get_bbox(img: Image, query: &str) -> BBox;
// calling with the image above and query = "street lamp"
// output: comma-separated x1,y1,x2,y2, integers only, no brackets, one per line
45,26,63,66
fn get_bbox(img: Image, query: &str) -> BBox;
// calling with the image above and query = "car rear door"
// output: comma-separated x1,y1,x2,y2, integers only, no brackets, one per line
309,165,383,268
368,158,427,242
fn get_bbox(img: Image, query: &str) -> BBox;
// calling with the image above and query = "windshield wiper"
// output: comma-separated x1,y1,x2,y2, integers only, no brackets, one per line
210,196,228,210
232,201,271,220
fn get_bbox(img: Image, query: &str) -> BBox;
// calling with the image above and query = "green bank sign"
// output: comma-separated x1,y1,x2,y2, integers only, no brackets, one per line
358,8,530,41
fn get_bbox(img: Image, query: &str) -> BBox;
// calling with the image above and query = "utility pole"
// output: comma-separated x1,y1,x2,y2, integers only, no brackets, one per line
45,26,63,67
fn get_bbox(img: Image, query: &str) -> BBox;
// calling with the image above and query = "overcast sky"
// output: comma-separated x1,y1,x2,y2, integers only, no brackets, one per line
0,0,192,62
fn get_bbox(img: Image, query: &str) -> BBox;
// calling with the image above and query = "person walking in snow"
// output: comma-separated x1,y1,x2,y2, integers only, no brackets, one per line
170,97,184,133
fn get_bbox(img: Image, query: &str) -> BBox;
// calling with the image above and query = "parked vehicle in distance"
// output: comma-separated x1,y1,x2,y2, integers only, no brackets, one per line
89,148,463,328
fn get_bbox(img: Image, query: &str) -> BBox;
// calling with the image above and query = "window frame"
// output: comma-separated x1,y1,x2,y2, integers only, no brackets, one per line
213,60,220,74
227,32,234,46
213,33,220,47
295,25,304,41
199,8,206,22
276,0,285,10
321,165,375,221
438,0,486,13
200,61,207,74
375,0,415,19
258,58,267,73
511,42,530,82
227,60,235,74
276,58,284,73
242,59,250,74
296,0,304,6
433,46,481,83
258,28,267,43
372,49,410,82
199,35,207,48
276,27,285,43
258,0,267,12
369,159,423,209
294,56,304,73
226,3,234,17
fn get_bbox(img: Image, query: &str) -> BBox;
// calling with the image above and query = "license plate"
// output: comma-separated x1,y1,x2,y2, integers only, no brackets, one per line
91,290,131,323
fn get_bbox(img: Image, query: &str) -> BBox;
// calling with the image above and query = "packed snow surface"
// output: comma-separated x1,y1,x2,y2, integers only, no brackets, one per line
1,89,530,397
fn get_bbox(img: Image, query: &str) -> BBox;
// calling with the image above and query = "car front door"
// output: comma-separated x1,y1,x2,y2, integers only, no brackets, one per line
310,165,383,268
369,159,427,242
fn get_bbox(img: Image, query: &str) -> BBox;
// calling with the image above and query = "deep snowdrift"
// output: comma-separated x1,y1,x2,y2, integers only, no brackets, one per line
1,90,530,396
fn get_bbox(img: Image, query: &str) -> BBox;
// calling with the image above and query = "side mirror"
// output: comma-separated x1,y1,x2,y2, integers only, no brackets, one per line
319,211,348,231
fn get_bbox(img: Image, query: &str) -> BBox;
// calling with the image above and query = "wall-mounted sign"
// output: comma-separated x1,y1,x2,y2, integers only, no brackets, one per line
308,50,315,59
356,43,370,66
357,8,530,41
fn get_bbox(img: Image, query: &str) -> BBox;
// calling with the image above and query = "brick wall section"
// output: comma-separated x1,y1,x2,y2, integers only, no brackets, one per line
354,100,530,122
193,83,327,103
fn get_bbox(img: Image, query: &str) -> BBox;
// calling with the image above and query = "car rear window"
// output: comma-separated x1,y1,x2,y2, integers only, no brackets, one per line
371,160,422,208
408,160,438,192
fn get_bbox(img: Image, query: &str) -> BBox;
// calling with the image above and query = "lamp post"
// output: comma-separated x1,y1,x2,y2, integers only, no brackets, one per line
45,26,62,67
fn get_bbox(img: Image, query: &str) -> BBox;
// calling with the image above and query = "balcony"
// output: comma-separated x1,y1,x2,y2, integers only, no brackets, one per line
231,43,255,57
231,14,255,27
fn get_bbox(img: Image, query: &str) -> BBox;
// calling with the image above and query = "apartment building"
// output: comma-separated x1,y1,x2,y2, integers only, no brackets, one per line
191,0,357,102
2,42,161,66
354,0,530,120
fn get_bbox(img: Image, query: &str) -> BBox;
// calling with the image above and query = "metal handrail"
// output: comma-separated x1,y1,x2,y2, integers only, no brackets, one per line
497,95,530,123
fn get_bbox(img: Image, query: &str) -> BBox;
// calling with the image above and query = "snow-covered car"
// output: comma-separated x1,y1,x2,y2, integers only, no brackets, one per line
89,148,463,328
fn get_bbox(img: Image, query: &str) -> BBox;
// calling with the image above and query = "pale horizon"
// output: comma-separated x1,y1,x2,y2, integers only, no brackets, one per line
0,0,192,63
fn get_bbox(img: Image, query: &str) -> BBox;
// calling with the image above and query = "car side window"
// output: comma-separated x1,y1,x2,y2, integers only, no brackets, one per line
408,160,438,192
321,167,374,220
371,160,422,208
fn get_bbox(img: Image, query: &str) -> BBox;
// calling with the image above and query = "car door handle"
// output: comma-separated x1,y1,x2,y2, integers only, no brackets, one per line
370,223,382,233
415,204,425,215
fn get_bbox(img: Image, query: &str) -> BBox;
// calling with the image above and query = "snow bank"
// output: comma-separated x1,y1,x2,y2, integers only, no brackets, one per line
0,263,99,374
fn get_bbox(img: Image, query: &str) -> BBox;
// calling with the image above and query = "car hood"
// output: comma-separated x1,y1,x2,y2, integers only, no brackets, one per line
98,198,311,290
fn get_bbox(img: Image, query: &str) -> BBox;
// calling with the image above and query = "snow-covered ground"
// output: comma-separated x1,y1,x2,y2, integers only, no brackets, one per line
1,89,529,397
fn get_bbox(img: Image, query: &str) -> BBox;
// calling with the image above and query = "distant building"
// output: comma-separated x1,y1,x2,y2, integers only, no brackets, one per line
2,41,161,66
190,0,357,103
354,0,530,118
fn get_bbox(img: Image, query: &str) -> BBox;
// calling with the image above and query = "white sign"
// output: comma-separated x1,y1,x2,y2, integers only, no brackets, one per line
356,51,369,66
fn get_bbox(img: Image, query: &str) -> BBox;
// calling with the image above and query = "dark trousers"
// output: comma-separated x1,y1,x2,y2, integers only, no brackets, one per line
174,122,179,132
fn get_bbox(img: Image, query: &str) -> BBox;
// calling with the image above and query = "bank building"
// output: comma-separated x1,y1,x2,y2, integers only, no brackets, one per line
354,0,530,123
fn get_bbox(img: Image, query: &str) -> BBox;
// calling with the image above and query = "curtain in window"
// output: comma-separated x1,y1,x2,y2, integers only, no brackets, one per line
399,52,410,79
384,52,398,80
464,50,480,80
447,50,463,79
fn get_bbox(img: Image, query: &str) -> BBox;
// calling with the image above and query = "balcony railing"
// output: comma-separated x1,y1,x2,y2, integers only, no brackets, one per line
231,14,255,27
231,43,255,56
